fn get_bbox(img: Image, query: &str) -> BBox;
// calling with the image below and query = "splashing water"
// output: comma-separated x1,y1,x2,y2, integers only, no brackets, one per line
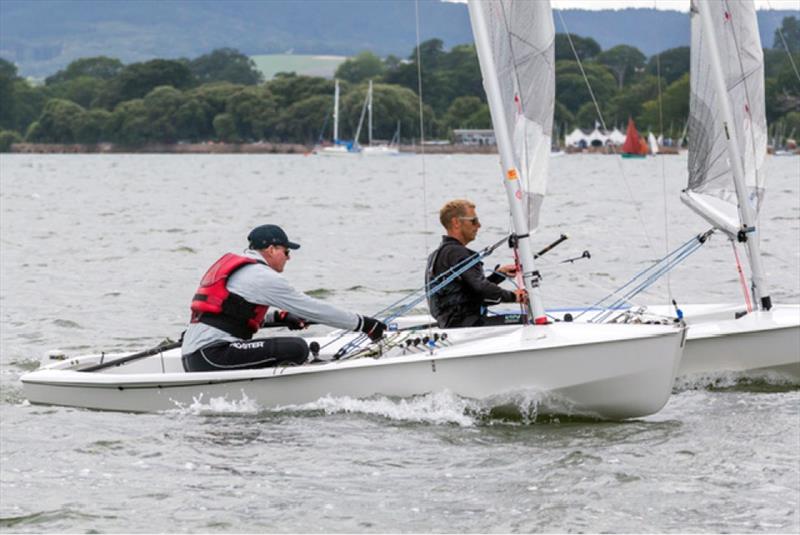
167,390,261,415
277,391,480,426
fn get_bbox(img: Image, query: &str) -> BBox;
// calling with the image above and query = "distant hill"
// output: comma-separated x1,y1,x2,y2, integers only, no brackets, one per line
554,8,794,54
0,0,795,79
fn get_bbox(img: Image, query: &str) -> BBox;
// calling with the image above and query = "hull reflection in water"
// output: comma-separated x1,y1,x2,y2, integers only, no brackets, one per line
21,323,685,419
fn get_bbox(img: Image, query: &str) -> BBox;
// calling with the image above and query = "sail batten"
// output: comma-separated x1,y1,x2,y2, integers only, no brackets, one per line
687,0,767,220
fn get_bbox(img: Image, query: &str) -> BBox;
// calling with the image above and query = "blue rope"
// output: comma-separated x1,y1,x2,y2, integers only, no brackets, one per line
331,235,509,359
587,240,704,323
581,229,714,323
589,240,705,323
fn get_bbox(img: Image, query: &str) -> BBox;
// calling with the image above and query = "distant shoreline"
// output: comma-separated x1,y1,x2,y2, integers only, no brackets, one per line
21,143,800,156
8,142,502,155
5,142,798,156
9,142,312,155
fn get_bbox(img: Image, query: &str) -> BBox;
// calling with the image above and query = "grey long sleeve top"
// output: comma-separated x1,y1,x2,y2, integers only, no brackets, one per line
182,249,359,355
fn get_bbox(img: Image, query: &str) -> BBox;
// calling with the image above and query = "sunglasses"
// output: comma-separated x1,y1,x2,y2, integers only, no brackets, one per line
458,216,480,225
273,245,290,258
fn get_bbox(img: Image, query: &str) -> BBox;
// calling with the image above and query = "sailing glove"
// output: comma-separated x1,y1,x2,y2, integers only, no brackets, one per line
358,315,387,341
277,310,307,330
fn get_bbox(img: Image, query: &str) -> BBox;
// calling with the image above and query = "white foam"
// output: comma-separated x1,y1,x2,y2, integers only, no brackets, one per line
274,388,578,426
167,390,261,415
162,387,598,424
285,390,480,427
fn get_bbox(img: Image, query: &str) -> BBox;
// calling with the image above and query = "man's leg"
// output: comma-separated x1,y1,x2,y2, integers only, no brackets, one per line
183,337,309,372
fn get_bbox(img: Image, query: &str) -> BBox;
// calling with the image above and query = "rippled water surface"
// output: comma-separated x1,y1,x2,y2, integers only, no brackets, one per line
1,153,798,533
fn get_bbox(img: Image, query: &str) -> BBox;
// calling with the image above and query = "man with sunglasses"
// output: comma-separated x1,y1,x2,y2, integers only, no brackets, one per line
426,199,527,328
181,224,386,372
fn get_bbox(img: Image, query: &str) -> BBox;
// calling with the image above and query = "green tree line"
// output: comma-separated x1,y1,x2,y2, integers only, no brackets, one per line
0,17,798,151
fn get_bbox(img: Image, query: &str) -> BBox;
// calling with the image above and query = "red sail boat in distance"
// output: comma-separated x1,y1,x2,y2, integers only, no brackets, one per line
621,117,649,158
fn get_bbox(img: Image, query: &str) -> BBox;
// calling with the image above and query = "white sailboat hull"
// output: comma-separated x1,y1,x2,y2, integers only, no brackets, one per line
396,303,799,382
546,303,799,381
21,323,685,419
648,303,800,380
362,145,400,156
317,145,358,156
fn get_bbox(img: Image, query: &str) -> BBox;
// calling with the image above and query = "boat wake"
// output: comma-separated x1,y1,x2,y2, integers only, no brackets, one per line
168,391,262,415
285,391,479,426
164,389,604,426
674,371,799,393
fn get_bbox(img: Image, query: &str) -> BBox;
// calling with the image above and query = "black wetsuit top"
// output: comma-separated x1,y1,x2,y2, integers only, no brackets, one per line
426,236,517,328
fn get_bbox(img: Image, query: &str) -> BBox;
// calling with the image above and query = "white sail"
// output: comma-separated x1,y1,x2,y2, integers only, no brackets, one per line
648,132,660,154
474,0,555,231
686,0,767,231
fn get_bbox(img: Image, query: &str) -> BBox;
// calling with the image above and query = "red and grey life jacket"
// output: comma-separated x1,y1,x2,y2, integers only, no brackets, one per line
190,253,269,339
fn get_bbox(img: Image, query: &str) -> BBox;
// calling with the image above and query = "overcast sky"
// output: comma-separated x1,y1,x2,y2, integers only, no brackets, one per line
450,0,800,11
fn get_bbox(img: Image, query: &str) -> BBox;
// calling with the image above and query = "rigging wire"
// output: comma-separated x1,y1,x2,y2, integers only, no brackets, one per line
580,229,715,323
554,10,658,255
414,0,430,257
317,110,331,145
766,0,800,84
654,0,673,306
414,0,434,344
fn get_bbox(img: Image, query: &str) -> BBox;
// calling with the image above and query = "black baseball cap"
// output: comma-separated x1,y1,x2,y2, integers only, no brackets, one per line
247,224,300,250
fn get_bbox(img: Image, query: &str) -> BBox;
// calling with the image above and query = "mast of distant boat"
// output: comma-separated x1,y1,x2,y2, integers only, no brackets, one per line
467,0,547,324
333,79,340,145
368,80,373,147
695,0,771,310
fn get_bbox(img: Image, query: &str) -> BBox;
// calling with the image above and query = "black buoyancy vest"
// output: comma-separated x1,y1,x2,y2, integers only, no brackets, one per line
190,253,269,339
425,240,482,323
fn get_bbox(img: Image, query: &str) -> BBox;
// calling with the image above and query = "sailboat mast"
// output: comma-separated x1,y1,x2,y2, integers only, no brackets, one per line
467,0,547,324
696,0,771,310
333,79,340,143
368,80,373,147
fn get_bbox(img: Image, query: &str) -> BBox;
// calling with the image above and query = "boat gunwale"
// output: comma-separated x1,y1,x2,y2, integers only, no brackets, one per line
21,326,684,390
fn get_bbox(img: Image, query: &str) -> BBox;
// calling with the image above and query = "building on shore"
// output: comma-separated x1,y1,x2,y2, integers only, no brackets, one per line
453,129,496,146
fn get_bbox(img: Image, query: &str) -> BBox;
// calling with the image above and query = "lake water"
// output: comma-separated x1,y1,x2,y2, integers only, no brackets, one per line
1,153,798,533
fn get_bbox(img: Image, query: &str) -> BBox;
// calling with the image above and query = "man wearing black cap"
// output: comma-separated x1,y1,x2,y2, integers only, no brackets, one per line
181,224,386,372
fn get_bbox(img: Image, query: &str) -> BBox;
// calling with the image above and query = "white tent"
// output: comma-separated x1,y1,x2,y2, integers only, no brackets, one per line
587,127,608,146
608,128,626,146
565,128,589,147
